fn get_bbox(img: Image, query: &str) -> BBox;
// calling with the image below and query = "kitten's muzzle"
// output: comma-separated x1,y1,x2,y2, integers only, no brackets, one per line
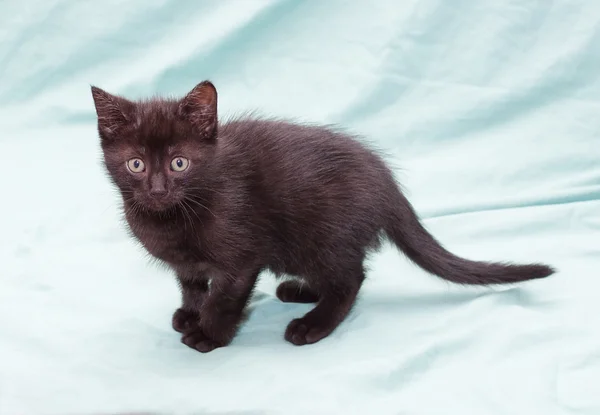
143,194,176,212
149,187,168,197
144,186,175,211
149,173,168,198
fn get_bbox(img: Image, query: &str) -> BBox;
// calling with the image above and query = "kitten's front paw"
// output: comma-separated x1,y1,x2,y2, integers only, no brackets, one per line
181,328,223,353
172,308,199,333
285,317,333,346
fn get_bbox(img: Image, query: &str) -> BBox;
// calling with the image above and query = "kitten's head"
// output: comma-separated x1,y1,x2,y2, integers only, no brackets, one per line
91,81,218,212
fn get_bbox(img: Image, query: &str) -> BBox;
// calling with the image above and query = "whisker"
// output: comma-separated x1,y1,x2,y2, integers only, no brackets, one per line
180,200,202,235
182,200,203,227
184,196,216,218
182,186,224,196
178,201,191,233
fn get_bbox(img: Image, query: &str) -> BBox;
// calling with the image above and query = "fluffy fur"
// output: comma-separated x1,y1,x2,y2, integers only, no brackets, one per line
91,81,554,353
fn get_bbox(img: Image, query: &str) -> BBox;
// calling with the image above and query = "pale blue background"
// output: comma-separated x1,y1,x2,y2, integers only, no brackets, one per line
0,1,599,414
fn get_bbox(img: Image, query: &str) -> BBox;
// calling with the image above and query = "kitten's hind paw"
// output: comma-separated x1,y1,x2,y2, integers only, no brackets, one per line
172,308,199,333
181,328,223,353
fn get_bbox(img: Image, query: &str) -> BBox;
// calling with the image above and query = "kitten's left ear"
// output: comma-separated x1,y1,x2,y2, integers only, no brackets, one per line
179,80,218,140
90,86,135,140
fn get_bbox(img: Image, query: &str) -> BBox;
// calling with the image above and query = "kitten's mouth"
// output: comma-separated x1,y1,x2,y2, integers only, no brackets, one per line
142,196,179,213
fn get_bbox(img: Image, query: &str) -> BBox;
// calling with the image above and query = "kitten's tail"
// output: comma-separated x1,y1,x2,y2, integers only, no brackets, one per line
383,190,555,285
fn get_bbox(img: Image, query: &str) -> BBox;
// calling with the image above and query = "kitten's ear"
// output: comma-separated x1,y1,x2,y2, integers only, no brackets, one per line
90,86,135,140
178,80,218,140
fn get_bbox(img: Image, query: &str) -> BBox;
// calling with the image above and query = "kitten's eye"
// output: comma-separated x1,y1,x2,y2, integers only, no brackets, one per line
170,157,189,172
126,158,145,173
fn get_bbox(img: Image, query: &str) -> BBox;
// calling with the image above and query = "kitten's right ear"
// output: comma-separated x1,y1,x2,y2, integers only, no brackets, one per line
90,86,134,140
178,80,218,140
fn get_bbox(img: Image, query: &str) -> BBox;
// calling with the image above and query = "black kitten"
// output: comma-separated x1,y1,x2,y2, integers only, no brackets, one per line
91,80,554,353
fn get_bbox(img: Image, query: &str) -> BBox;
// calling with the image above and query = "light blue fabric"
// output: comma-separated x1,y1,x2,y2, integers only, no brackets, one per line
1,1,599,414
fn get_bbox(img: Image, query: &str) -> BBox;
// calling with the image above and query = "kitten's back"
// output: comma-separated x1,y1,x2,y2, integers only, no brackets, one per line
219,118,391,204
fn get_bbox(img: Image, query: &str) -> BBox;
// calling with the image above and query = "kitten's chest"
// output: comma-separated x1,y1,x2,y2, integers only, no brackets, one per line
127,213,201,264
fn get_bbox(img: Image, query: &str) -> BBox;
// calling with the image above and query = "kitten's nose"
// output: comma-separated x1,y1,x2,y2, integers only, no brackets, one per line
150,187,168,198
149,173,168,198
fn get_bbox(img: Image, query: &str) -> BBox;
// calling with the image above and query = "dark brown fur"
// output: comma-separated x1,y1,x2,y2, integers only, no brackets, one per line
91,81,555,353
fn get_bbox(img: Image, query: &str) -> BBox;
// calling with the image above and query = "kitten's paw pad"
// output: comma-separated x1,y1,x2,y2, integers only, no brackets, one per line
181,329,223,353
284,317,332,346
172,308,199,333
276,281,320,303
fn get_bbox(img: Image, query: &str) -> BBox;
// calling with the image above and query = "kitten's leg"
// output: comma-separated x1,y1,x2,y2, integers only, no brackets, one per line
181,269,259,353
172,271,209,333
276,280,320,303
285,266,364,346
